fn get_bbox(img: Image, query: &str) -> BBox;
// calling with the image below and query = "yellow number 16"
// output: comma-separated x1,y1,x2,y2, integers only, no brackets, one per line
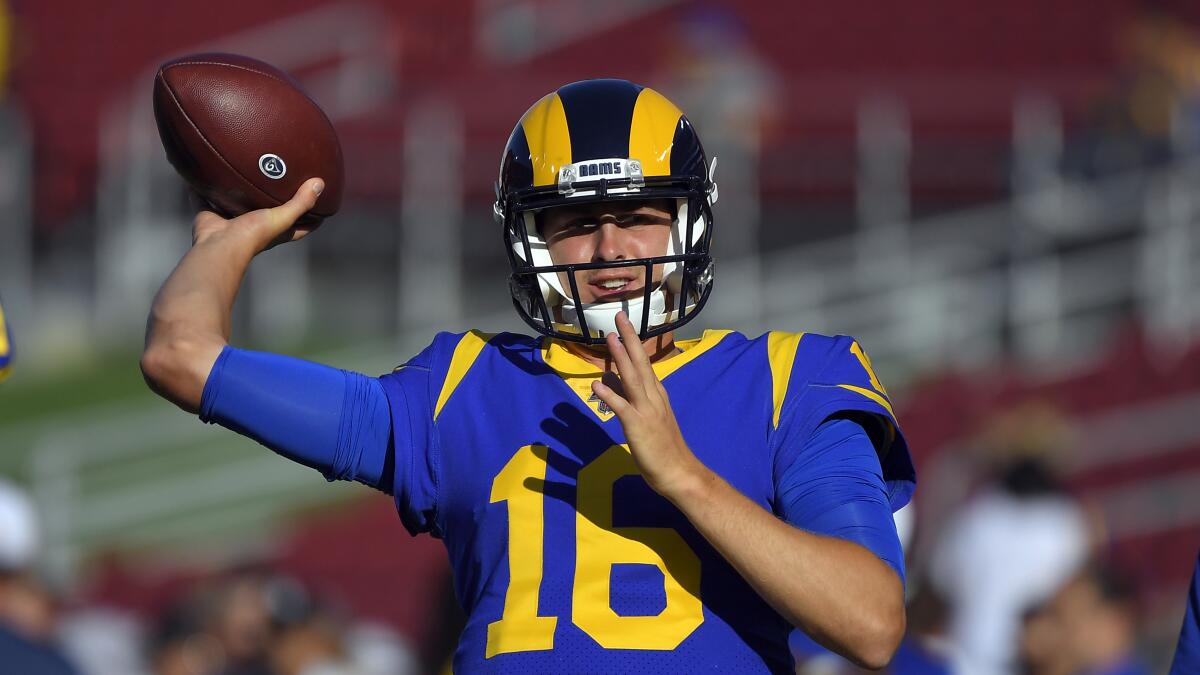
485,444,703,658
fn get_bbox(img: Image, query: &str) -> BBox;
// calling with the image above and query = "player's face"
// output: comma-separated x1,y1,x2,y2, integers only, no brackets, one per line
539,199,674,305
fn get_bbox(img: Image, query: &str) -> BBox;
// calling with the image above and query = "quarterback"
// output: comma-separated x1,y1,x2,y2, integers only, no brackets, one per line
141,79,915,672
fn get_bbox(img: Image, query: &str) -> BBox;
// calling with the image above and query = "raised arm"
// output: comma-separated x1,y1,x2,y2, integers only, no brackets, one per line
140,179,325,411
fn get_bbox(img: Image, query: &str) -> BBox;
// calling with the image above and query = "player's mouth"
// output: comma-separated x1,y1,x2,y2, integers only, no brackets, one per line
587,275,644,302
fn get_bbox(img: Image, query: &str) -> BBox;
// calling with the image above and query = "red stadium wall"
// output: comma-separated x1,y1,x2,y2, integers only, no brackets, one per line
7,0,1143,232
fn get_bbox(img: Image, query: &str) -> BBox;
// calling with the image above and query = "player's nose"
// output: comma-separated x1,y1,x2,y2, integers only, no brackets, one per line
592,221,627,262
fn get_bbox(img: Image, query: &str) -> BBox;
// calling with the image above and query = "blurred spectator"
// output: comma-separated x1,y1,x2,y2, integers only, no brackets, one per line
202,571,276,675
268,611,349,675
1017,601,1074,675
1067,12,1200,177
149,593,221,675
1046,563,1148,675
340,622,418,675
0,478,80,674
142,567,406,675
929,403,1091,675
59,607,146,675
885,574,955,675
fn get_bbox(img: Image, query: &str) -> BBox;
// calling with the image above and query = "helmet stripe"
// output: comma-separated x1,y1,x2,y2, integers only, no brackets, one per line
520,93,572,188
556,79,640,164
629,88,683,177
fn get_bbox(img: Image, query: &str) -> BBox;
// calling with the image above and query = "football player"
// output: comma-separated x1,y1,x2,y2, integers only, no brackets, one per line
0,296,12,382
141,79,914,673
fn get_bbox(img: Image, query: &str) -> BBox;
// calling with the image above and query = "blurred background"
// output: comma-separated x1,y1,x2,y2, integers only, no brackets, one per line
1,1,1199,673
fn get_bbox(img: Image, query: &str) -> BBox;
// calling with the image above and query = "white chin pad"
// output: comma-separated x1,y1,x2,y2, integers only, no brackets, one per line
558,289,670,338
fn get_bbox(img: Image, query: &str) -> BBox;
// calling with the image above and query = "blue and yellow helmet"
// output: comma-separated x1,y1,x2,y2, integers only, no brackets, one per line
496,79,717,344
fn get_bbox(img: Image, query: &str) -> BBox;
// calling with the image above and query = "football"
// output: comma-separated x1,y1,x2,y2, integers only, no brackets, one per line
153,53,343,223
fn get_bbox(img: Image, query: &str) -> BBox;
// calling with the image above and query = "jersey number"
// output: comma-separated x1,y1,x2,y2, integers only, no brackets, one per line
485,444,703,657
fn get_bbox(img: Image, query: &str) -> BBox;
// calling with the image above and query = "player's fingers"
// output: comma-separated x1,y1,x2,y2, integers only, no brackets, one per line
615,312,655,374
264,178,324,234
614,312,657,400
591,380,633,417
605,331,644,403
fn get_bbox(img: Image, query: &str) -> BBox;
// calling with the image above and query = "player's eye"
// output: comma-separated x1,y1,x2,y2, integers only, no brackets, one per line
615,212,667,228
561,219,599,233
543,219,593,243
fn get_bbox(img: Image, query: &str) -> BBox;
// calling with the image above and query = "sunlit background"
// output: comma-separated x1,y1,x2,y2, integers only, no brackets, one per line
1,1,1199,673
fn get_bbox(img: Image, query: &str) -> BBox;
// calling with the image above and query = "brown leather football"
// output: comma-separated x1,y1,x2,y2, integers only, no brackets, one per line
153,53,343,222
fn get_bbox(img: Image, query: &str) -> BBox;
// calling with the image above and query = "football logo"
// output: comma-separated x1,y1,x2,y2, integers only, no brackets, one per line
587,391,612,415
258,154,287,179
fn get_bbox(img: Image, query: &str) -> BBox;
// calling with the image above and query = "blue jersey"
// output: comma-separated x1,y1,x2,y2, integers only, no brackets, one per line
377,329,914,673
1173,551,1200,674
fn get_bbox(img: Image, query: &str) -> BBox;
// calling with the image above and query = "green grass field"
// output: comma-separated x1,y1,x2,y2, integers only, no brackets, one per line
0,345,379,582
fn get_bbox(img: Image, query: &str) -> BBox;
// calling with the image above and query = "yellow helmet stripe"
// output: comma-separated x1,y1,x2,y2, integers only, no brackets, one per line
628,88,683,177
521,93,573,188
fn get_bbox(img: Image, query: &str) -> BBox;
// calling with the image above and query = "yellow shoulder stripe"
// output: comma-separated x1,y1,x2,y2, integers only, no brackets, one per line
652,329,732,380
433,331,493,421
849,341,888,397
766,332,805,429
837,384,896,419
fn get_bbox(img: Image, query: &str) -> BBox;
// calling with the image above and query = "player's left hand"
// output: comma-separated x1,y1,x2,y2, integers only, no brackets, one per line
591,311,709,501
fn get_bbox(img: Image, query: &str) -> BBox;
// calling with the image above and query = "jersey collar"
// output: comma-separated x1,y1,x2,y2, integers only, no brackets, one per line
539,329,732,421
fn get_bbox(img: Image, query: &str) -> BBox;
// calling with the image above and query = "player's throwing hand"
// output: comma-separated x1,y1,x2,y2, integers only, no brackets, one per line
191,177,325,253
591,311,710,501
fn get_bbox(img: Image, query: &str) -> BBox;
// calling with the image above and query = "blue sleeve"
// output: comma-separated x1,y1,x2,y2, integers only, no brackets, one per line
774,416,905,583
775,334,916,513
376,338,443,537
199,346,393,491
1172,551,1200,674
